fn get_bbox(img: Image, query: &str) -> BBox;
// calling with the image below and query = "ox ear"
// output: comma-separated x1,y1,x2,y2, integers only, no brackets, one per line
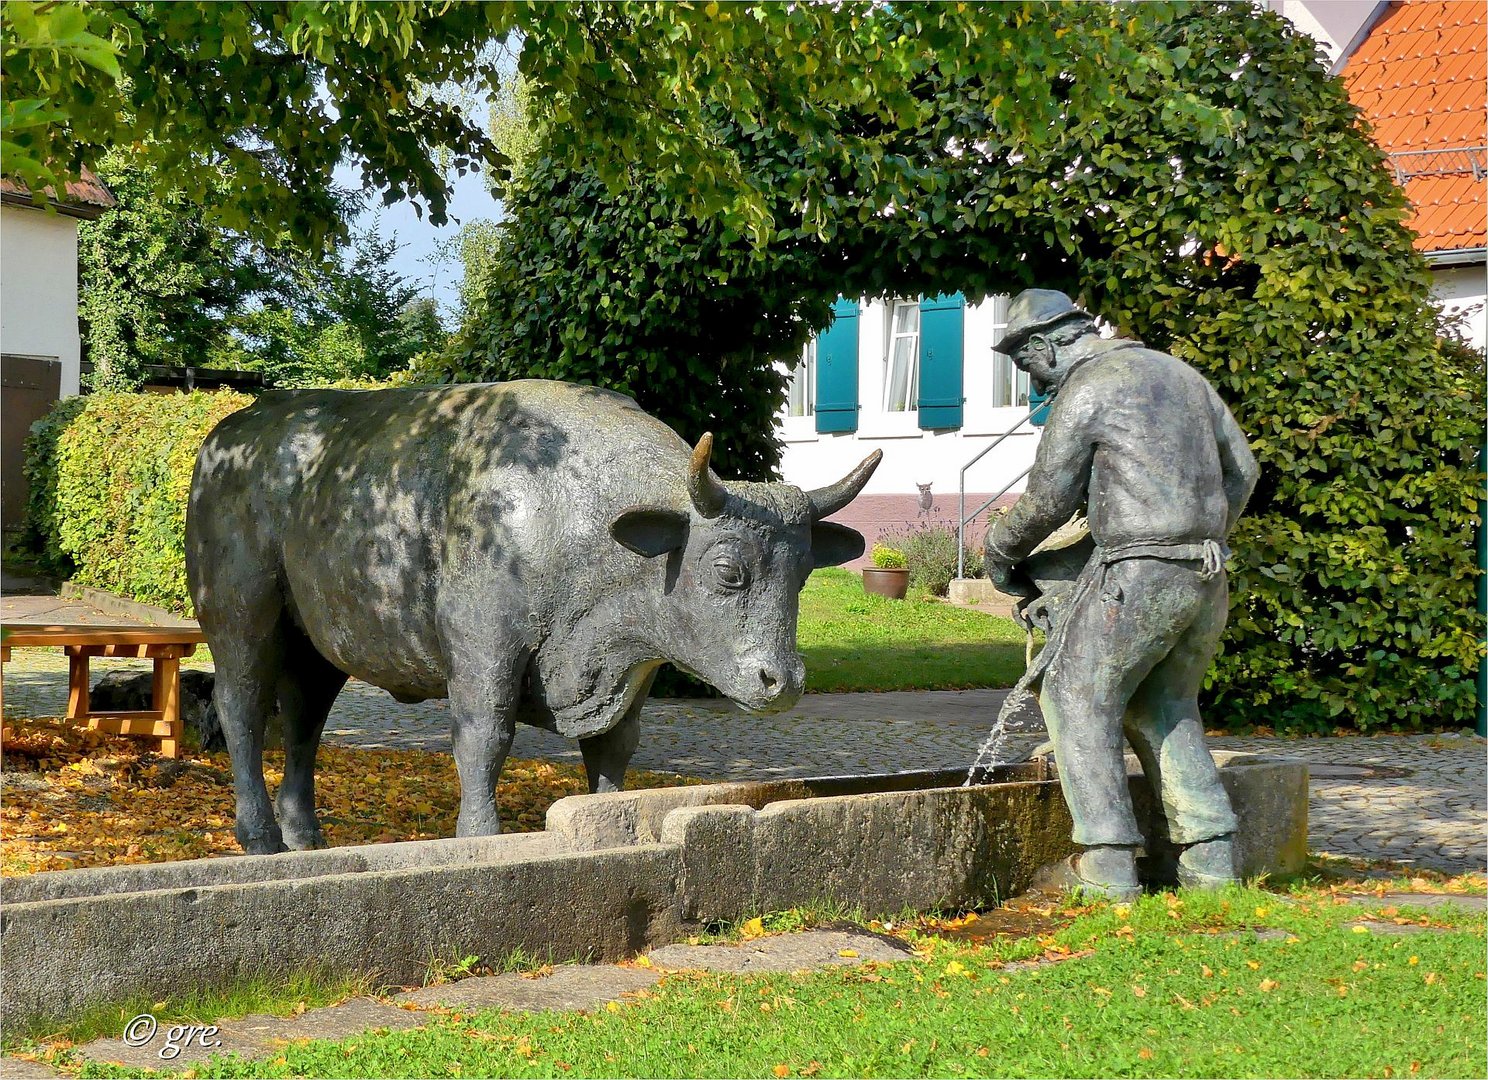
810,521,866,568
611,505,689,558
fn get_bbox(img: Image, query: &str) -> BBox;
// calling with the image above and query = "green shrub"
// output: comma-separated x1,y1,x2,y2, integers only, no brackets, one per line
23,391,253,613
870,544,908,570
878,524,982,597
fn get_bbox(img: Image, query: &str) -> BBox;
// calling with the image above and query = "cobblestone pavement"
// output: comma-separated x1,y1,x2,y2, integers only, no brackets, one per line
3,650,1483,875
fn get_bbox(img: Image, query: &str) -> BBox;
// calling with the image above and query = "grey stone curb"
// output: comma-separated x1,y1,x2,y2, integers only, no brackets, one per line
647,927,915,973
0,1058,62,1079
1338,892,1487,911
398,964,664,1012
57,582,197,628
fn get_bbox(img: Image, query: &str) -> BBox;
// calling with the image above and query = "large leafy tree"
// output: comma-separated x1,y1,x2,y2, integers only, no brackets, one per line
449,2,1483,732
4,0,1063,251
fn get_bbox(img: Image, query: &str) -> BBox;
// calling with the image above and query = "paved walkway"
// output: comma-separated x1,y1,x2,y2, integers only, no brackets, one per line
4,641,1483,874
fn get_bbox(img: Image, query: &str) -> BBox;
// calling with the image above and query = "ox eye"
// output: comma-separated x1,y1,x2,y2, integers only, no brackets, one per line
713,555,749,590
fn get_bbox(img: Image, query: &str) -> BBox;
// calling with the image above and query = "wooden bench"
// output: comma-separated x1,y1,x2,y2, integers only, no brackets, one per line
1,625,208,759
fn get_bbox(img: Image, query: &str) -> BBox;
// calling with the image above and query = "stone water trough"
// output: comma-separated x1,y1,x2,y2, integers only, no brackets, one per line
0,752,1305,1029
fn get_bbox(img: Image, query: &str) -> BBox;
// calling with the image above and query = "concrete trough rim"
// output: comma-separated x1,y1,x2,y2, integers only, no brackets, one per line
1,830,562,904
1,837,672,914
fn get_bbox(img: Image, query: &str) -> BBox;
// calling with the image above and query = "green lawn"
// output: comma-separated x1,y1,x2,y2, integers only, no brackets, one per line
798,568,1026,693
72,886,1486,1079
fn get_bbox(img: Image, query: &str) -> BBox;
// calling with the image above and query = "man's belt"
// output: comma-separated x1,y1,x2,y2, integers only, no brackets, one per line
1098,538,1229,580
978,536,1231,749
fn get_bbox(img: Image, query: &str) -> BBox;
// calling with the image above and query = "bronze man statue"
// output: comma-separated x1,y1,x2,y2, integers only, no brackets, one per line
982,290,1260,900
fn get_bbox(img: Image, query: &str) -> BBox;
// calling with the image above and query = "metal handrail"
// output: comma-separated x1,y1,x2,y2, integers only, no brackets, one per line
957,464,1034,578
956,400,1049,579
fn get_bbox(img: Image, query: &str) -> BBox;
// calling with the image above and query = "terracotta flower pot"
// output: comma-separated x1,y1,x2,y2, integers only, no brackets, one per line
862,566,910,600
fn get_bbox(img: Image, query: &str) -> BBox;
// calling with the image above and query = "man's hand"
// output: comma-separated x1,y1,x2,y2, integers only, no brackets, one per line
984,526,1033,598
1015,593,1054,633
984,554,1018,595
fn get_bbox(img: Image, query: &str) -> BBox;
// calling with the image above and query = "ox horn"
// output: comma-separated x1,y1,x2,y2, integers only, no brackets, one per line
687,432,729,518
807,450,883,520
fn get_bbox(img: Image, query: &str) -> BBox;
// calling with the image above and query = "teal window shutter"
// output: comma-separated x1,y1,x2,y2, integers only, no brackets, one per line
917,292,965,430
1028,385,1051,427
815,297,860,434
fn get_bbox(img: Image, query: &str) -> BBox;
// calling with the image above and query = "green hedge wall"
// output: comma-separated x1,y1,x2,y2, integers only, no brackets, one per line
23,391,253,614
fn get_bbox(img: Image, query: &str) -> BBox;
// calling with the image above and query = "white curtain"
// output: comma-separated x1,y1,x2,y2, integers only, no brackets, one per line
885,301,919,412
787,341,814,417
989,294,1030,407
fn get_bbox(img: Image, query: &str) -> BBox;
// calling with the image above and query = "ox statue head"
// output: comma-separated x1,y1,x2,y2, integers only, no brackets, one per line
609,433,880,714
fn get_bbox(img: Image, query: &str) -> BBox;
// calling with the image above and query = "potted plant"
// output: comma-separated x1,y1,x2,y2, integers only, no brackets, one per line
863,543,911,600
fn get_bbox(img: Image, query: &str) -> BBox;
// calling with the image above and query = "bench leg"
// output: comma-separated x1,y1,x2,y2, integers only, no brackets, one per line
154,656,182,760
67,653,91,722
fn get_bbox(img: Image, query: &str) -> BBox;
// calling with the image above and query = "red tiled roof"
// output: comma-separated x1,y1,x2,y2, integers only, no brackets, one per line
0,168,116,219
1341,1,1486,254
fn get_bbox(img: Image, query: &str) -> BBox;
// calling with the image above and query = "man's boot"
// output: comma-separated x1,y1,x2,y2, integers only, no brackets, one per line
1037,844,1141,902
1178,834,1240,889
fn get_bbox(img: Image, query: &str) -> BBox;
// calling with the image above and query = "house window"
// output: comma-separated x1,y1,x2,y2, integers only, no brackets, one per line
787,339,815,417
883,300,919,412
988,293,1030,408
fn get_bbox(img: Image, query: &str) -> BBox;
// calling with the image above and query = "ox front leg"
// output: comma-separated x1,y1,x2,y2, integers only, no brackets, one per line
579,716,641,794
448,661,520,837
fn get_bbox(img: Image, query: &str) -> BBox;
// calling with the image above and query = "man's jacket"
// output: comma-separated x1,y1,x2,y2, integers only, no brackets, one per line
986,339,1258,565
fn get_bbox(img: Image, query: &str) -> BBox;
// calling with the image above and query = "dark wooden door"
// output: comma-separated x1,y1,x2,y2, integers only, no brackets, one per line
2,354,62,532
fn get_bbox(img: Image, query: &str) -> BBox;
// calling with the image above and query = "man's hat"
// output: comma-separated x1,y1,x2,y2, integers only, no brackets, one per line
993,289,1089,354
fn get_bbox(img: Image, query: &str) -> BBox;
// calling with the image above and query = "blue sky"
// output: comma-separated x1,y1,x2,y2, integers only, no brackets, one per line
337,162,501,318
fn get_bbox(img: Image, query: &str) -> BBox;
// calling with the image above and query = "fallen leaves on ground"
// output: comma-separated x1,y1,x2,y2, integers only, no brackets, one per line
905,899,1077,945
1,718,697,874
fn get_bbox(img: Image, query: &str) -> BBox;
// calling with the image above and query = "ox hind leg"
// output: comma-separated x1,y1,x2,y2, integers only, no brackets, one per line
579,669,657,794
273,629,348,850
209,599,289,855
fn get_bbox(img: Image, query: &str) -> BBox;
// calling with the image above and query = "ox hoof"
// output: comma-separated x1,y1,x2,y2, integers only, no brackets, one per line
281,823,328,851
236,824,288,856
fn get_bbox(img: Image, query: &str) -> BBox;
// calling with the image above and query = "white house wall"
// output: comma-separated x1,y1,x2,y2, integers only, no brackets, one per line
0,205,82,396
780,296,1039,496
1430,264,1487,354
777,295,1040,562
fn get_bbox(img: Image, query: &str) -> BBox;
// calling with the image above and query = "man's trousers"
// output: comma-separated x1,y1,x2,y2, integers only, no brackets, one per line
1039,555,1238,849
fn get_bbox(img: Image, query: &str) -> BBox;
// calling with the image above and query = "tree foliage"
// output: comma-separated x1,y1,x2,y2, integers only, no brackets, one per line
23,391,253,611
78,153,443,389
448,2,1483,731
4,0,1077,252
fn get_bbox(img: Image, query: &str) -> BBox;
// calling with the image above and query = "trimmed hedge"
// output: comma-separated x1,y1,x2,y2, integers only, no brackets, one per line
450,4,1485,732
23,391,252,614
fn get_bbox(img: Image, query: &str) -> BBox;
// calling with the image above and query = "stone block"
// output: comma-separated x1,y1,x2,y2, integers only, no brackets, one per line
947,578,1020,609
1,842,683,1032
398,965,661,1012
648,928,913,972
661,779,1078,924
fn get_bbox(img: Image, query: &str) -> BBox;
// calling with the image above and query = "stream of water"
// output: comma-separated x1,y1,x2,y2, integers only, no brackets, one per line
964,626,1040,786
964,684,1033,785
